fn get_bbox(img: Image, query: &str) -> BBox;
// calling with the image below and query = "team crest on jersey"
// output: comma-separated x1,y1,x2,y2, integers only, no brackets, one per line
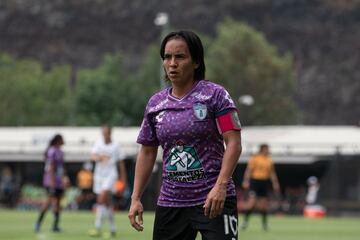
165,141,206,182
193,103,207,120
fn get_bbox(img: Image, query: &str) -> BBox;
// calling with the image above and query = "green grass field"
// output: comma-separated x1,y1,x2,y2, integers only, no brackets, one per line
0,209,359,240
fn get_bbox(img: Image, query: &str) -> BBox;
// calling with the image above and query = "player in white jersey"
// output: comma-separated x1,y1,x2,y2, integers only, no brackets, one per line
89,125,127,238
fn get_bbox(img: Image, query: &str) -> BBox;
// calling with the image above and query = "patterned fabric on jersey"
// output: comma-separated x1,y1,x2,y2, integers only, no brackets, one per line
137,80,241,207
43,146,65,189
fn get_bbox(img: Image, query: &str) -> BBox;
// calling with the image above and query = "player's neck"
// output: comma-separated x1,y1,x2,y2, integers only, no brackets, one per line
171,80,197,98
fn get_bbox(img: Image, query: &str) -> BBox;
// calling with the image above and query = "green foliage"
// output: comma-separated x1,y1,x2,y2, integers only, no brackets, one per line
130,44,163,122
207,19,298,125
0,45,162,127
37,65,72,125
0,19,299,126
0,53,71,126
76,54,128,126
76,48,161,126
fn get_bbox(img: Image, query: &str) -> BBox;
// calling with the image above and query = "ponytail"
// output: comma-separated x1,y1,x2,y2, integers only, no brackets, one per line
44,134,63,160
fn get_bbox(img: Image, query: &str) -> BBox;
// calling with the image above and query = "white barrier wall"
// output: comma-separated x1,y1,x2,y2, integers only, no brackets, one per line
0,126,360,163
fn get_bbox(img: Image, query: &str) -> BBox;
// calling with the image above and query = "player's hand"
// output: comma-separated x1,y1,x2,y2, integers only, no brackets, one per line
203,183,226,219
128,199,144,231
273,183,280,193
63,176,70,188
99,155,110,161
242,181,249,190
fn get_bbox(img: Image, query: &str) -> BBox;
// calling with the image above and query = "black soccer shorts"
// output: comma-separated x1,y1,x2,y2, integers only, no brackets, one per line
46,187,64,198
153,197,238,240
249,179,270,197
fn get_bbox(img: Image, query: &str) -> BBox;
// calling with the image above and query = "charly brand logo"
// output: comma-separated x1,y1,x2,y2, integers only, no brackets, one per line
166,141,205,182
155,110,165,123
193,103,207,120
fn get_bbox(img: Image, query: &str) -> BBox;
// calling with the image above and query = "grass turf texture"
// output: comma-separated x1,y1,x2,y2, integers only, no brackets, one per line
0,210,359,240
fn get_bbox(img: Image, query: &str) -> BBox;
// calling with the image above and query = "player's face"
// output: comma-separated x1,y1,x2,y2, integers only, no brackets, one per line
102,127,111,143
262,146,270,155
163,38,199,86
56,137,64,146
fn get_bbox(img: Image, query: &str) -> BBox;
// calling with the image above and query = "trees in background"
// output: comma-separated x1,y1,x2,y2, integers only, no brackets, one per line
207,19,298,125
75,54,129,126
75,46,160,126
0,20,298,126
2,1,359,125
0,53,71,126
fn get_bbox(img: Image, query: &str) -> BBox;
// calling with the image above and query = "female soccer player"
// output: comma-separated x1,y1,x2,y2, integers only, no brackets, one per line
241,144,280,231
128,30,242,240
35,134,66,233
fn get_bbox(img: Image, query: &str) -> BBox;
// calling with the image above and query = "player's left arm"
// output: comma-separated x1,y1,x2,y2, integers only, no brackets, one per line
91,153,109,162
118,160,127,186
270,165,280,193
116,146,127,185
204,130,242,219
61,164,70,188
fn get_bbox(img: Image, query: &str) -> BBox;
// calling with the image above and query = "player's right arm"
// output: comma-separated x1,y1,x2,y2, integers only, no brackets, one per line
90,153,110,162
90,153,100,162
90,141,105,162
90,141,110,162
128,145,158,232
90,142,100,162
45,150,56,190
242,158,253,190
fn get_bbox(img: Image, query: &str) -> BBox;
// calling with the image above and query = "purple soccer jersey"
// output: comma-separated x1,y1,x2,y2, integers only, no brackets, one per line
43,146,65,189
137,80,241,207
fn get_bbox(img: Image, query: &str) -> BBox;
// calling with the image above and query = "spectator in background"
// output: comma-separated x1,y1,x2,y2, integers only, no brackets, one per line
241,144,280,231
76,162,95,210
303,176,326,218
34,134,67,233
0,166,17,207
306,176,320,205
88,125,127,238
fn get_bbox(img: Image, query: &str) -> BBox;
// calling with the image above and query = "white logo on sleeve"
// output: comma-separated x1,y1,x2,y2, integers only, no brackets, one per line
155,111,166,123
224,90,234,105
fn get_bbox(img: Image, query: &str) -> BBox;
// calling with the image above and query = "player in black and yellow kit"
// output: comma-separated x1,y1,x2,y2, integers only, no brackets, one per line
241,144,279,231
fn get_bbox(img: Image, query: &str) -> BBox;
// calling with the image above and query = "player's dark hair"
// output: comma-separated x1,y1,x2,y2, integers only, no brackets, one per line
102,124,112,132
259,143,269,152
44,134,63,159
160,30,205,82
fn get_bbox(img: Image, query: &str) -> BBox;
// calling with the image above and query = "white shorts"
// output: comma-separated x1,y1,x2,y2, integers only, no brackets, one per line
93,175,117,195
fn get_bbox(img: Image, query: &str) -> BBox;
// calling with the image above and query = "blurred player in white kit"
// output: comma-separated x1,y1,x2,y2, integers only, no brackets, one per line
89,125,127,238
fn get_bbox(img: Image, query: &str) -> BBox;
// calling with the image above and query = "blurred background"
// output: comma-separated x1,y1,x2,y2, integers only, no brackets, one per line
0,0,360,218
